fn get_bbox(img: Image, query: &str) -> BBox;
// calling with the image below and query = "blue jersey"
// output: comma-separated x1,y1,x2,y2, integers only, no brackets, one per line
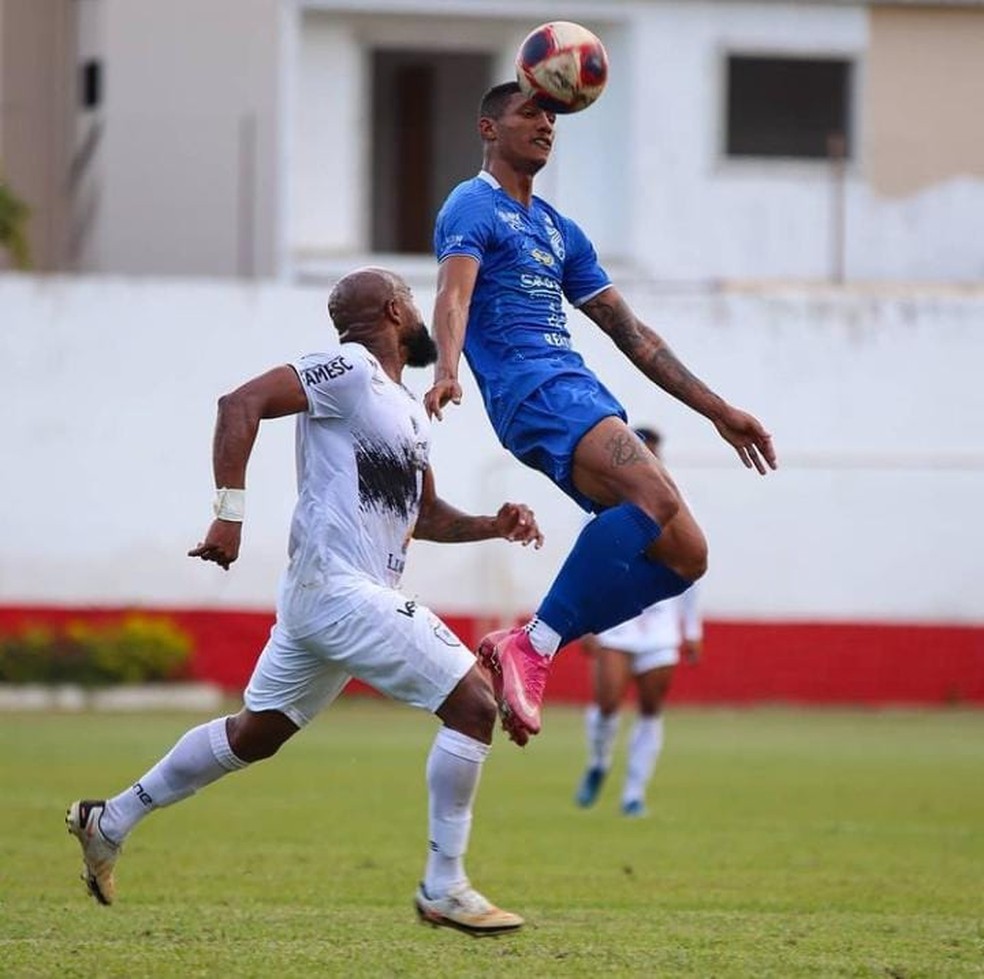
434,170,612,439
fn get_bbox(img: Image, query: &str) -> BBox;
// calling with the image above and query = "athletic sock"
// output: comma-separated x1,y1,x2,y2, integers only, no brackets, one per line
536,503,691,647
99,717,248,844
585,704,620,771
424,726,489,898
523,616,561,657
622,715,664,807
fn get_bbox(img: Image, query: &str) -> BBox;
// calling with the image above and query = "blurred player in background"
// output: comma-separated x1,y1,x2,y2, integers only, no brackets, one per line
425,81,775,747
574,426,702,817
66,267,543,936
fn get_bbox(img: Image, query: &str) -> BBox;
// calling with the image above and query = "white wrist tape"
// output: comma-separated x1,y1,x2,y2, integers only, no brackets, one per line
213,487,245,522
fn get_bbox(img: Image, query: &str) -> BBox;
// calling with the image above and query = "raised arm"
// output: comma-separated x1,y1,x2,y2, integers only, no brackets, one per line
423,256,480,420
581,286,777,474
413,467,543,548
189,365,308,569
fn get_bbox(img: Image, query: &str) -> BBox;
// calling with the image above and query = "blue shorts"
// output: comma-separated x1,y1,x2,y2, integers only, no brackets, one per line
501,370,626,513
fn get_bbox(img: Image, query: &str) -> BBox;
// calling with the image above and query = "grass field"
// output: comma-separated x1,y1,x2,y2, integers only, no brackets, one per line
1,702,982,977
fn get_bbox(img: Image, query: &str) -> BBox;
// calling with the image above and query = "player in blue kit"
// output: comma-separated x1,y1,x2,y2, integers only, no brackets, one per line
424,82,777,747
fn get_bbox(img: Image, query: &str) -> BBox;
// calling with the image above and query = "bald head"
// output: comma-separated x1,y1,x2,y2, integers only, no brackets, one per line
328,266,404,340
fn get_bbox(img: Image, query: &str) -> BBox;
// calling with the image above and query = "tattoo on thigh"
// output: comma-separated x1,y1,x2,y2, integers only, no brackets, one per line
606,433,643,468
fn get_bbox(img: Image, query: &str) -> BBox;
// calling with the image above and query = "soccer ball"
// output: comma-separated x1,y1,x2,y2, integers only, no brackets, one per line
515,21,608,114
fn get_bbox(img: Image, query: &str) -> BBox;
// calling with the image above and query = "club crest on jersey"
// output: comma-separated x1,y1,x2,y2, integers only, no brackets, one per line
431,620,461,648
542,214,565,261
530,247,556,268
497,208,525,233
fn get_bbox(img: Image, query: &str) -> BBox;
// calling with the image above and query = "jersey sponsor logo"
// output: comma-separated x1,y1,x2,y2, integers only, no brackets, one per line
542,213,565,261
530,247,556,268
396,599,417,618
301,355,353,386
497,208,525,233
543,332,572,349
519,272,561,297
519,273,568,332
387,553,406,574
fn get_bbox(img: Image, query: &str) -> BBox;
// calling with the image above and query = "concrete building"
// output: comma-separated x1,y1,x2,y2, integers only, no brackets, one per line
2,0,983,281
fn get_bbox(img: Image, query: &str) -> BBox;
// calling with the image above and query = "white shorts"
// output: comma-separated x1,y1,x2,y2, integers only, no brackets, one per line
244,583,475,728
629,645,679,676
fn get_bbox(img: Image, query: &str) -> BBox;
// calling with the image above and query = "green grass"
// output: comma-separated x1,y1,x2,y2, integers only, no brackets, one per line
1,703,982,977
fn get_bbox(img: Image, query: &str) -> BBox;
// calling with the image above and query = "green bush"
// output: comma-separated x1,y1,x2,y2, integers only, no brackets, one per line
0,615,193,686
0,173,31,270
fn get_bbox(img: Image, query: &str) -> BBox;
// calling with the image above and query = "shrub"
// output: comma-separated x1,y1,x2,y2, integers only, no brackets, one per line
0,173,31,270
0,615,193,686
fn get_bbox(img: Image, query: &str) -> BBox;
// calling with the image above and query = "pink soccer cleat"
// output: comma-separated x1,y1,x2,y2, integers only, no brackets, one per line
477,627,550,746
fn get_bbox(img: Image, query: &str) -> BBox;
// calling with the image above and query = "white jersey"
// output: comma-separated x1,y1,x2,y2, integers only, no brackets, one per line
595,585,701,655
275,344,430,639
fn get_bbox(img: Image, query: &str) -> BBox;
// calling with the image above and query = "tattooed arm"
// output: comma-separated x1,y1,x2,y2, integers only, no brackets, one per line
413,468,544,546
581,287,777,474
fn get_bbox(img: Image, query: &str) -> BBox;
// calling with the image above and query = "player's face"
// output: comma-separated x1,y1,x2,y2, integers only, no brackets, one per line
496,94,556,174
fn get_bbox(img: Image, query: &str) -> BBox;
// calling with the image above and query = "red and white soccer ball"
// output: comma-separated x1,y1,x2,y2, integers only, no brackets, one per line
515,21,608,114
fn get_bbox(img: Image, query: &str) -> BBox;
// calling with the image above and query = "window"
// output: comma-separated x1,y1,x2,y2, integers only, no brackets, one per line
371,50,492,254
726,55,852,159
80,60,102,110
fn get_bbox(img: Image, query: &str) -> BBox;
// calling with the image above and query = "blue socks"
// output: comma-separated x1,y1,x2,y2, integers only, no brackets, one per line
536,503,692,648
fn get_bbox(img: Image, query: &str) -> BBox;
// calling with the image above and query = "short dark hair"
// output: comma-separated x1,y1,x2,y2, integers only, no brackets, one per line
479,81,522,120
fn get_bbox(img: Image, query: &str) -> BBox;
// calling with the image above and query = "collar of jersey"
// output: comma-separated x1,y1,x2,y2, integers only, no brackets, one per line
477,169,535,214
477,169,500,190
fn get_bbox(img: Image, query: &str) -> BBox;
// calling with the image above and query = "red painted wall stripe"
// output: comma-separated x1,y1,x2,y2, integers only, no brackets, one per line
0,606,981,705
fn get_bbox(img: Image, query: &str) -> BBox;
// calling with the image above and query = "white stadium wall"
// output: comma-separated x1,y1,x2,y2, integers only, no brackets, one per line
2,273,982,627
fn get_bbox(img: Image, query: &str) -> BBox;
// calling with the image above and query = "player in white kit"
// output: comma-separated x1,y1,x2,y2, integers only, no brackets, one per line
66,267,543,936
574,428,702,816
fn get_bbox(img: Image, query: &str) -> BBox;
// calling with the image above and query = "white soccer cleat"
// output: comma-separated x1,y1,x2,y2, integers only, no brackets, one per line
414,881,523,936
66,799,121,905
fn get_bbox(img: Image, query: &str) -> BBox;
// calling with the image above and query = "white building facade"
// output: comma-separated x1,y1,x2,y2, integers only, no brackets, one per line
3,0,983,282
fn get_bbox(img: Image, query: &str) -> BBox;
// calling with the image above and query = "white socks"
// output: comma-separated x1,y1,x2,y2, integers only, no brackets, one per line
424,726,489,898
585,704,620,771
585,710,665,806
622,716,664,807
524,616,561,657
99,717,248,844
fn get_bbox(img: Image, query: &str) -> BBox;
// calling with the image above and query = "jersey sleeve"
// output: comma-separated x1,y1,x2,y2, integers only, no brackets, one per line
561,216,612,307
434,190,494,265
291,349,369,419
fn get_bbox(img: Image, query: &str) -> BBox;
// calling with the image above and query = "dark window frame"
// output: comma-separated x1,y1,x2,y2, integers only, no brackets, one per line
80,60,102,111
723,52,854,162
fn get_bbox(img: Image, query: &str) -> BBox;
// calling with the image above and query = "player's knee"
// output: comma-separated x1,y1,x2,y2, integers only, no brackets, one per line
227,728,278,762
629,475,682,528
438,668,497,744
472,687,498,741
464,678,497,740
636,490,679,528
226,711,295,763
